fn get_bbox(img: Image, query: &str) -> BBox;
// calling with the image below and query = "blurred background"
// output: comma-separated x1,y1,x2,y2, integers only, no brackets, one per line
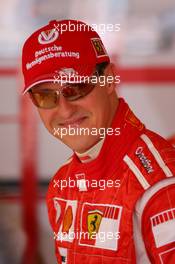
0,0,175,263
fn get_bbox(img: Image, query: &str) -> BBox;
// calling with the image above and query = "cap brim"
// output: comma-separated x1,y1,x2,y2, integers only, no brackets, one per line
22,64,96,95
23,77,56,94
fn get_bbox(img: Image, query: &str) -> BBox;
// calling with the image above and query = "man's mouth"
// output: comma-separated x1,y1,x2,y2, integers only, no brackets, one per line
58,116,88,128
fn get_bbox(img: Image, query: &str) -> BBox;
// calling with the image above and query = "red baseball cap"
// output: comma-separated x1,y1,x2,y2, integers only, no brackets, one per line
22,19,110,94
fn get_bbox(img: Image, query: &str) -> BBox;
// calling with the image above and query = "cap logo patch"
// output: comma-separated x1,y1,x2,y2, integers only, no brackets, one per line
57,68,78,77
38,29,59,44
91,38,108,58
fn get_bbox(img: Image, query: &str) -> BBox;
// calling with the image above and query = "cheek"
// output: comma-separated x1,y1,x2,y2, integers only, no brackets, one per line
38,109,53,131
81,86,110,127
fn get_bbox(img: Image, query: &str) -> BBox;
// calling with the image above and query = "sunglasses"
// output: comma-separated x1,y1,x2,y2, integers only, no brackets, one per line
29,81,97,109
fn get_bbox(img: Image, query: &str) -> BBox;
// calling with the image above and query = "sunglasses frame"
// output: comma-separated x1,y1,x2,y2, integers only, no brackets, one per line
29,80,97,109
28,62,109,109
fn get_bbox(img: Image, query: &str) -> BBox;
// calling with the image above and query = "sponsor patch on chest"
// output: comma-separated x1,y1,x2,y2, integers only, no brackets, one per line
135,146,154,173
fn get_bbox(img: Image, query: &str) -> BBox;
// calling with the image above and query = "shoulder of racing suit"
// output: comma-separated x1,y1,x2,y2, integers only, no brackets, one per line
124,129,175,263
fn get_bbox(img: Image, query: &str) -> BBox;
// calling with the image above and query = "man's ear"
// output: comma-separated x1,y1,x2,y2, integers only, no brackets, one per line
104,63,118,94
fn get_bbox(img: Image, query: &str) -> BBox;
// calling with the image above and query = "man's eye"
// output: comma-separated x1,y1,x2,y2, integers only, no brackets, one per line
36,89,51,93
31,88,55,93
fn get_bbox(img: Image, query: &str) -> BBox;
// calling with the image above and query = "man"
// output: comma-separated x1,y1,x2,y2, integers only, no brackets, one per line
22,19,175,264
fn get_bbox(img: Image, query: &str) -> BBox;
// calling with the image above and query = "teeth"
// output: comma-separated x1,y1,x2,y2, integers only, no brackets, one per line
62,117,86,126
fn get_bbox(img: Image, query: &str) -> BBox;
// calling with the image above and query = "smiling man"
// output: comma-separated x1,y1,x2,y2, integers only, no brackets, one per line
22,20,175,264
28,61,118,152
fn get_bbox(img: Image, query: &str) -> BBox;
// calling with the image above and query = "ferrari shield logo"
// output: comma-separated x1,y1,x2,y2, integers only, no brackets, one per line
91,38,108,58
87,210,103,239
80,202,122,251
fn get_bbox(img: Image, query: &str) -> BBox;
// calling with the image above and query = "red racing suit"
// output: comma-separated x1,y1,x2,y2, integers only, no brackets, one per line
47,98,175,263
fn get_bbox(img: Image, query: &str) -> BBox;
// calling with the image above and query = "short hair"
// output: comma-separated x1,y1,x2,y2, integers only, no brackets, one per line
96,62,109,76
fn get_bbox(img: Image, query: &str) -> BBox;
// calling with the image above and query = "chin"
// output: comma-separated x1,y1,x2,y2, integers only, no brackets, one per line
62,135,100,153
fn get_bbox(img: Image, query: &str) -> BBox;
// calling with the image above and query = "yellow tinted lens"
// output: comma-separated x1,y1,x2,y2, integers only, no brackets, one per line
30,90,59,109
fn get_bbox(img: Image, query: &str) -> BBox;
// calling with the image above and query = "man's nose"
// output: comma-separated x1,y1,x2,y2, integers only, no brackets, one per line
54,94,76,118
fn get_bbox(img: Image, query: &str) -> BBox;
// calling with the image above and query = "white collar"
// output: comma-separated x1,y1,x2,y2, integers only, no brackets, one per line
75,137,105,163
